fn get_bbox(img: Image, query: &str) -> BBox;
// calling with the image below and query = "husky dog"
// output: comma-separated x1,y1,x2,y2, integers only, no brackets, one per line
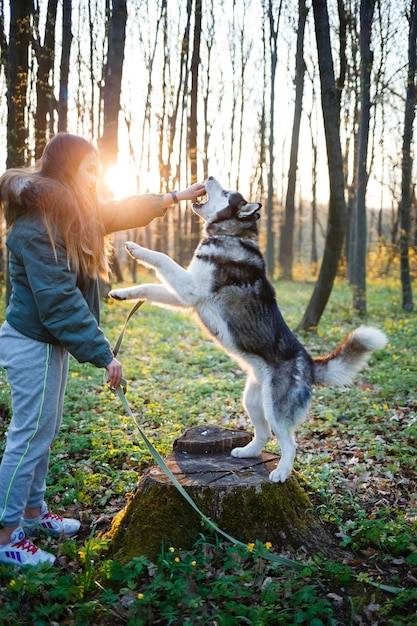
110,177,387,482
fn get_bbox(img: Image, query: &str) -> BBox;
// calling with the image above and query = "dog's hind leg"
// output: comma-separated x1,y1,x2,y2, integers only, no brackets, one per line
267,419,298,483
266,381,311,483
231,374,272,459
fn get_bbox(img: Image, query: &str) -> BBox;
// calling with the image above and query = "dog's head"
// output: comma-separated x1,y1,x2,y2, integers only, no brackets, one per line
193,176,262,237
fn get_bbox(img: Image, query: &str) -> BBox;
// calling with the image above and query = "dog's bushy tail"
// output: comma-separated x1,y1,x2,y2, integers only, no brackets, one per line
313,326,387,387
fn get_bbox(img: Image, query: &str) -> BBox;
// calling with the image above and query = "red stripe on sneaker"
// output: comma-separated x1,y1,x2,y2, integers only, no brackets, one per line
13,538,39,555
43,512,63,521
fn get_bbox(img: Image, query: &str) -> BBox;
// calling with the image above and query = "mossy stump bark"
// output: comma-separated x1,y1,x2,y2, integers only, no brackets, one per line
106,426,337,563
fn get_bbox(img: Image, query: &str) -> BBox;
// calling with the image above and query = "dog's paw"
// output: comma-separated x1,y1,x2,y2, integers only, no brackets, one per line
269,465,291,483
231,443,263,458
109,287,142,301
109,289,125,300
125,241,143,259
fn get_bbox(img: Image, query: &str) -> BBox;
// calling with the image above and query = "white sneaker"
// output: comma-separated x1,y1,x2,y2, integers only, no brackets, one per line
0,526,55,567
21,501,80,537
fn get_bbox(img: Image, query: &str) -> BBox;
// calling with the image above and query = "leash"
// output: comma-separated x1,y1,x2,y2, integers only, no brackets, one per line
107,300,304,570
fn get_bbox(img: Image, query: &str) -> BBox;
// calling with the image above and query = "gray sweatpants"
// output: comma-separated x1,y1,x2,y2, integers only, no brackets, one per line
0,321,69,527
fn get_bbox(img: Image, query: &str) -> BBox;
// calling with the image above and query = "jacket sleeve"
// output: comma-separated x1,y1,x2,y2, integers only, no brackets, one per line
100,193,166,234
21,231,114,367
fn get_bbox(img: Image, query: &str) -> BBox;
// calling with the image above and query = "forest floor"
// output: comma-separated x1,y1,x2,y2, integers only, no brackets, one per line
0,274,416,625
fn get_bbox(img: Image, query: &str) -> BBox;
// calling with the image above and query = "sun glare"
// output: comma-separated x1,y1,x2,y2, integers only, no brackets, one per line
103,165,138,199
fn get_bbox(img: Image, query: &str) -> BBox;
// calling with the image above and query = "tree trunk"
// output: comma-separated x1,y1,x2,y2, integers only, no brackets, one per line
265,0,283,278
34,0,58,158
235,2,251,191
96,0,127,287
7,0,32,168
298,0,348,332
309,108,319,271
0,2,8,293
399,0,417,312
86,0,101,140
0,3,7,76
99,0,127,195
279,0,308,280
6,0,32,305
344,3,360,284
351,0,376,316
202,3,214,182
177,0,192,266
254,8,267,201
187,0,203,254
57,0,72,132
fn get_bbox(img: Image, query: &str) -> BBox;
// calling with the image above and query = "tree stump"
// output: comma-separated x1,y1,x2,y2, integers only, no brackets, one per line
106,426,340,564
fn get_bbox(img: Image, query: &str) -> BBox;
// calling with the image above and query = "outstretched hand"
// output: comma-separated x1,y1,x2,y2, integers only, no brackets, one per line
179,182,206,201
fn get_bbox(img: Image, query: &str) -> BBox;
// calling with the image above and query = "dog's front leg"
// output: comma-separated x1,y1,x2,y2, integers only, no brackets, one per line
124,242,200,307
109,284,186,308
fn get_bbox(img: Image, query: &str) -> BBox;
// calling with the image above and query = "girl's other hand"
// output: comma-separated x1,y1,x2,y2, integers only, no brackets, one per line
105,357,123,388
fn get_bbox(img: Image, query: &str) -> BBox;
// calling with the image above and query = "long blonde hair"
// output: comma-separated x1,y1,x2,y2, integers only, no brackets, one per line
0,133,112,280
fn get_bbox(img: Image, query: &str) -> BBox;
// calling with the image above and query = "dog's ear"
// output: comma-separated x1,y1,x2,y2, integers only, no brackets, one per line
237,202,262,220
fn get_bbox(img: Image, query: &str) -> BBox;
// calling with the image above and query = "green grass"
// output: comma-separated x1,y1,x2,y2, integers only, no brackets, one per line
0,273,416,625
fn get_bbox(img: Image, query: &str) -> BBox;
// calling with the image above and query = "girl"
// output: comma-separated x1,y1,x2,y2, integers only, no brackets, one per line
0,133,205,566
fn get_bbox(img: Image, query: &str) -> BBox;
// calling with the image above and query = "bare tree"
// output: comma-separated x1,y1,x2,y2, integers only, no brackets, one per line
306,76,320,272
253,7,267,202
57,0,72,132
399,0,417,311
33,0,58,157
201,0,214,182
86,0,104,140
0,0,7,290
278,0,308,280
299,0,348,331
157,0,169,195
175,0,193,265
7,0,33,168
187,0,202,253
351,0,376,315
265,0,283,278
99,0,127,194
98,0,127,285
0,0,7,75
4,0,33,302
234,1,252,191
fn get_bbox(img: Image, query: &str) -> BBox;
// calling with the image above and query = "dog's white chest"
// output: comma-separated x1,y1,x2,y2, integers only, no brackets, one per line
186,257,216,298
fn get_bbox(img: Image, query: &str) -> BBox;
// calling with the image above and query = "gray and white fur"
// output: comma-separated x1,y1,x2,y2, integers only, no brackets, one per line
110,177,387,482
